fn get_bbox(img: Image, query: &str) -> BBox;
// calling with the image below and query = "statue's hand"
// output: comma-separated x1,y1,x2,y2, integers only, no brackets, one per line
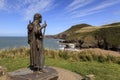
28,40,30,44
43,21,47,28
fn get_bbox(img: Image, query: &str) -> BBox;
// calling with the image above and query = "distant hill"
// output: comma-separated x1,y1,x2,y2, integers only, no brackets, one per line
103,22,120,26
55,22,120,51
65,24,92,32
55,24,93,39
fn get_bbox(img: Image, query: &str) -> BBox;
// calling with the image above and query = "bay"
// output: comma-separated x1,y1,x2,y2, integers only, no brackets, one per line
0,37,61,50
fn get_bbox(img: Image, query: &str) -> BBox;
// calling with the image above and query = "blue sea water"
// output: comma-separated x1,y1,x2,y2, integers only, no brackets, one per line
0,37,61,50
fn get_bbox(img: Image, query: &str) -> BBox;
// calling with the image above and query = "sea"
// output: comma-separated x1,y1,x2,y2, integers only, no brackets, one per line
0,37,62,50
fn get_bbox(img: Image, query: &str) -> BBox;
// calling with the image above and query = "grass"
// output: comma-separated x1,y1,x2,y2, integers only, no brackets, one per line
45,48,120,64
0,47,120,80
75,26,99,33
46,58,120,80
0,57,29,71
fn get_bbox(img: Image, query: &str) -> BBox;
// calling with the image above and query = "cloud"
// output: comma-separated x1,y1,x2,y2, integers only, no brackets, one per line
113,11,120,15
66,0,93,12
67,0,120,18
22,0,55,20
0,0,56,20
71,10,102,19
87,0,120,12
0,0,5,10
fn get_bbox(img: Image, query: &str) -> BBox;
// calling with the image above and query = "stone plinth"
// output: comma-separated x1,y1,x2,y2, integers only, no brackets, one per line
9,67,58,80
0,66,9,80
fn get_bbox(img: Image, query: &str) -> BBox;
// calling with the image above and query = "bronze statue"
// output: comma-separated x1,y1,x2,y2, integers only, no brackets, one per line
27,13,47,71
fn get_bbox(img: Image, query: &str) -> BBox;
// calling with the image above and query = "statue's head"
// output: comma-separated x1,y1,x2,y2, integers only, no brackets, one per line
34,13,42,23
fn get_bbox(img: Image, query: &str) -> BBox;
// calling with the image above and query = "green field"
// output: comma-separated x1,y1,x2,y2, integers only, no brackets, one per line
0,47,120,80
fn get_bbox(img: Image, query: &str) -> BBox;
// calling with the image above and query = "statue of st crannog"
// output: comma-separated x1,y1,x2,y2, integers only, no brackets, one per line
27,13,47,71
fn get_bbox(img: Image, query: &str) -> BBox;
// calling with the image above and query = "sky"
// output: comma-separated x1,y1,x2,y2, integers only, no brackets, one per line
0,0,120,36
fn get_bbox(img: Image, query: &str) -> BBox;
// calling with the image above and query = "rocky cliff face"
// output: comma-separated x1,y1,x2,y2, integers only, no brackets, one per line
55,22,120,51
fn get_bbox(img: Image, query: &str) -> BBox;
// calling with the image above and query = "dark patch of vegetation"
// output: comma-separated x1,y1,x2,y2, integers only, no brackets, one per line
94,26,120,51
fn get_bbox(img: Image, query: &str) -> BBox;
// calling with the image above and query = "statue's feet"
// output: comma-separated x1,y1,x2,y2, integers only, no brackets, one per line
28,65,34,70
39,68,48,73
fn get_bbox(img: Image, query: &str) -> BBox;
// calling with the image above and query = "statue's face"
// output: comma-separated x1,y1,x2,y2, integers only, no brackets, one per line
34,13,42,23
38,17,42,23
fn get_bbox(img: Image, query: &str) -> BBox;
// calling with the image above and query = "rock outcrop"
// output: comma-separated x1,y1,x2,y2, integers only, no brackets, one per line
0,66,9,80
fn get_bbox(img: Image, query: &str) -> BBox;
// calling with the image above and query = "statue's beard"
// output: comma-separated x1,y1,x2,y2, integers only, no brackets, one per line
39,20,42,23
34,20,42,23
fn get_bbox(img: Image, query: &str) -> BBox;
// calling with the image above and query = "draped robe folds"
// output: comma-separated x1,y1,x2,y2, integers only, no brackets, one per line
27,22,44,70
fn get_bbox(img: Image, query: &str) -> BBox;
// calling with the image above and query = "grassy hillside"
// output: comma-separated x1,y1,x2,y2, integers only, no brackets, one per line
56,24,93,40
56,22,120,51
94,26,120,50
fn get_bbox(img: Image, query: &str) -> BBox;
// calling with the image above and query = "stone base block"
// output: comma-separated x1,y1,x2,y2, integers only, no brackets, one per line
9,67,58,80
0,66,9,80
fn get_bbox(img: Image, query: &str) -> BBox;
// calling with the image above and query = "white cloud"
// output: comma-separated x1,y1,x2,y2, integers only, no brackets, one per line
114,11,120,15
71,10,102,19
67,0,120,18
66,0,93,12
87,0,120,12
0,0,56,20
0,0,5,10
23,0,55,20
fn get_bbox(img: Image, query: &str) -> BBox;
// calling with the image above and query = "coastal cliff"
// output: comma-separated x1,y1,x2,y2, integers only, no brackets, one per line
53,22,120,51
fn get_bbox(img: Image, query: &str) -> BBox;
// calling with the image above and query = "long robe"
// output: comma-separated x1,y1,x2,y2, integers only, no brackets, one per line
28,22,44,70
